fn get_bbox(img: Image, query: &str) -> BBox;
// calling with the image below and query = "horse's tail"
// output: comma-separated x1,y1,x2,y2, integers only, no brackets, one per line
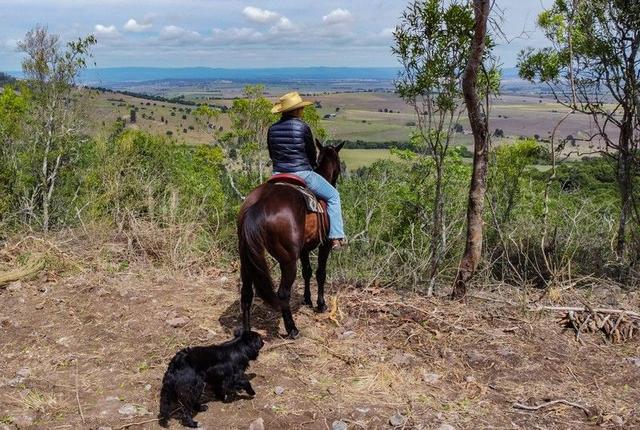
238,207,281,310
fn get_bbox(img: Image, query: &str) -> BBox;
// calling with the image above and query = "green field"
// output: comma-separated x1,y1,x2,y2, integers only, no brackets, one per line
340,148,400,170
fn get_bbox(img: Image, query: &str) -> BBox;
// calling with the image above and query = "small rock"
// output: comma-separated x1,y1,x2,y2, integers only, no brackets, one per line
118,404,138,416
465,375,476,383
274,386,285,395
338,330,356,340
466,350,486,364
16,368,30,378
218,276,229,283
422,371,441,384
7,281,22,291
390,351,415,367
35,301,45,310
355,407,370,414
144,384,152,391
166,317,189,328
610,415,624,426
389,413,406,427
56,337,71,347
97,427,113,430
8,368,30,387
437,424,455,430
105,396,120,401
97,288,109,297
12,414,34,428
248,417,264,430
625,357,640,367
332,420,348,430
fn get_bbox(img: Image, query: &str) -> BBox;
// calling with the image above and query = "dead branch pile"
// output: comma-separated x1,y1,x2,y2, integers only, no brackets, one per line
561,304,639,343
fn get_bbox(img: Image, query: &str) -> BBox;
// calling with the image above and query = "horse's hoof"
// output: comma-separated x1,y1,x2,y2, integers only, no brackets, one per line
304,298,313,307
316,303,328,313
287,328,300,339
198,404,208,412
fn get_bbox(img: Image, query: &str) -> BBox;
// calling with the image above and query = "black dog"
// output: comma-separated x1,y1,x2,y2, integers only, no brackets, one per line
158,329,264,428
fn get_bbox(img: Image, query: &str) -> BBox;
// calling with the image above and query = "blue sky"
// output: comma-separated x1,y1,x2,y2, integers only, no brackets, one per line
0,0,552,70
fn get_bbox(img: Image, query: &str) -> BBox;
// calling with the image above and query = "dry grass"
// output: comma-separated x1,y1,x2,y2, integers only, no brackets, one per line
0,228,639,429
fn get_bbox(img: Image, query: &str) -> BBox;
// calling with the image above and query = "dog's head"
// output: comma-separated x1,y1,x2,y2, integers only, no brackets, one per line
241,330,264,360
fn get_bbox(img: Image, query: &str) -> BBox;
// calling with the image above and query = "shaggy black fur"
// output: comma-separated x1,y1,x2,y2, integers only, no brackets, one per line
158,329,264,428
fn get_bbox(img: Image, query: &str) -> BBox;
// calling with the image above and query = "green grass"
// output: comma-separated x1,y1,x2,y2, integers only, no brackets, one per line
340,148,400,170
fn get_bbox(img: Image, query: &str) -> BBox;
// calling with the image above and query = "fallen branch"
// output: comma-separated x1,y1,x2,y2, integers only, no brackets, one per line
530,305,640,320
0,256,45,287
263,340,296,352
116,418,159,429
75,361,85,424
513,399,591,416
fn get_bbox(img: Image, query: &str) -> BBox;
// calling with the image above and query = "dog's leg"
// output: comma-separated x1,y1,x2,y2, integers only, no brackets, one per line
158,379,175,427
240,378,256,396
240,264,254,331
300,251,313,307
277,260,299,338
315,243,331,313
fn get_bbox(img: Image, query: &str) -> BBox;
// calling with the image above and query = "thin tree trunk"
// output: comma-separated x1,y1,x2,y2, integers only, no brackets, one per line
427,159,445,296
451,0,490,300
615,119,633,258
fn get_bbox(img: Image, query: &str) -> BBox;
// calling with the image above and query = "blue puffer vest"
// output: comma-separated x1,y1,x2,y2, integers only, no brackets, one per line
267,117,317,173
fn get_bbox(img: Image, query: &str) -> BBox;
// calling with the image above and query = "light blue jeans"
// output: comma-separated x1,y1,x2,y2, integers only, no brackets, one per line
275,170,345,239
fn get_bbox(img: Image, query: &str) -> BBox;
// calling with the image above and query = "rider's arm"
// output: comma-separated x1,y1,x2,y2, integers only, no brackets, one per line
304,125,317,169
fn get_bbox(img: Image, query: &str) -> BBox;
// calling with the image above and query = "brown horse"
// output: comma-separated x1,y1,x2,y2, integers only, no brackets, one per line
237,140,344,338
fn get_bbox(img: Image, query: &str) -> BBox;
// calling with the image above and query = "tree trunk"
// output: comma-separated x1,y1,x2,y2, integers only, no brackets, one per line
615,115,634,259
451,0,490,300
427,159,445,296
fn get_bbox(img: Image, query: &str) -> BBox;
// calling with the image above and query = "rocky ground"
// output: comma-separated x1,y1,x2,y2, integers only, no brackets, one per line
1,232,639,429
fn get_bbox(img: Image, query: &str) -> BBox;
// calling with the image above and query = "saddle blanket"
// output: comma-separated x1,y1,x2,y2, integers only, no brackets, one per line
273,182,325,214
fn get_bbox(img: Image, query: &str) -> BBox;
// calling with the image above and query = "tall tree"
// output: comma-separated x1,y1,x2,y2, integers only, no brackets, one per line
518,0,640,260
393,0,475,296
17,26,95,231
451,0,491,300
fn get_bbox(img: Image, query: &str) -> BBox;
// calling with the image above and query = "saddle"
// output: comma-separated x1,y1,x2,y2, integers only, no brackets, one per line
268,173,329,245
267,174,326,214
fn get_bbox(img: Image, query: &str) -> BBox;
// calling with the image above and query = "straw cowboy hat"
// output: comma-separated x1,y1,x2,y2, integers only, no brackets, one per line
271,91,313,114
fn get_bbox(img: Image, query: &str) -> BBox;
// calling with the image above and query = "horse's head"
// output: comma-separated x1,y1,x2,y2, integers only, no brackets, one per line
315,139,344,186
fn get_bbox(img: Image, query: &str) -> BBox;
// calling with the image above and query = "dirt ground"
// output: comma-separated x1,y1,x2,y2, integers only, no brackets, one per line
1,233,639,430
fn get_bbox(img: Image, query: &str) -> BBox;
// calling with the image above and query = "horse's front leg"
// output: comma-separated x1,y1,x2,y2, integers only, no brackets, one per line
315,243,332,313
300,251,313,308
277,261,299,338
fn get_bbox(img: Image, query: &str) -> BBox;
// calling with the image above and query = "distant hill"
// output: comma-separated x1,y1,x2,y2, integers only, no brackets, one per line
67,67,401,85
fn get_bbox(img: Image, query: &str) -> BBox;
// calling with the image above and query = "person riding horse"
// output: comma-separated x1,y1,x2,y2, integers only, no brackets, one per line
237,91,346,338
268,92,346,250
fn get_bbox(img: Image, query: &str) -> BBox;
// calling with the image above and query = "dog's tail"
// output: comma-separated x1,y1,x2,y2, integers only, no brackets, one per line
238,207,280,310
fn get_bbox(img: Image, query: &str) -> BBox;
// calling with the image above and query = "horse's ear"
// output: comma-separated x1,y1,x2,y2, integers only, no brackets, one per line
315,138,324,152
335,141,345,152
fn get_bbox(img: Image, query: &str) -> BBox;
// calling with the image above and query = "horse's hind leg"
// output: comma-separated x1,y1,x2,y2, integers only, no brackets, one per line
277,260,299,338
300,252,313,308
240,264,254,331
315,243,332,313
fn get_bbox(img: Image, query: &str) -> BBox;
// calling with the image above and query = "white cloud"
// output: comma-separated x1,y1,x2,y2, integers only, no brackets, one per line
379,28,394,38
212,27,264,44
94,24,119,37
269,17,297,34
322,8,353,25
4,38,18,50
243,6,280,24
160,25,201,42
123,18,152,32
